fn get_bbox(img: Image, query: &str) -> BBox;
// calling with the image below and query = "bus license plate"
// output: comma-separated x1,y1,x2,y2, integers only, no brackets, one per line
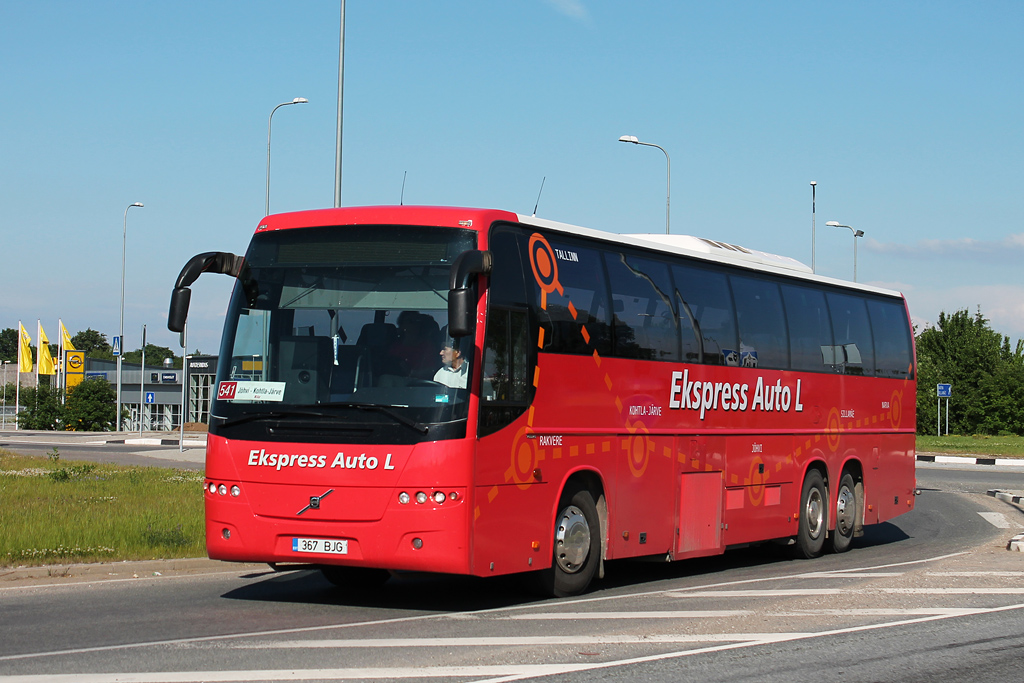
292,537,348,555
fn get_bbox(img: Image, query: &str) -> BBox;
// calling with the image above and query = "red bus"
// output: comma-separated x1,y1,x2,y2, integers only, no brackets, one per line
168,206,916,596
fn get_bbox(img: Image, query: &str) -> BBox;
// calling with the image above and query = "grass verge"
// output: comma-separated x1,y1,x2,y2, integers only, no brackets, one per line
916,434,1024,458
0,447,204,568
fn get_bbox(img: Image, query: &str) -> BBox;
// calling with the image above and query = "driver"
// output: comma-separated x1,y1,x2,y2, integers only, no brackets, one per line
433,340,468,389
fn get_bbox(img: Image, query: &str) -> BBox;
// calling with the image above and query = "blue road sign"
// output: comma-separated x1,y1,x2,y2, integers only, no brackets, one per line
145,392,156,404
112,336,121,357
937,383,952,398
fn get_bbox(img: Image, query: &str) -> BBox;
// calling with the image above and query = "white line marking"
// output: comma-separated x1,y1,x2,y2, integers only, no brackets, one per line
666,588,1024,598
507,610,751,620
248,634,794,648
978,512,1015,528
0,551,964,663
4,604,1024,683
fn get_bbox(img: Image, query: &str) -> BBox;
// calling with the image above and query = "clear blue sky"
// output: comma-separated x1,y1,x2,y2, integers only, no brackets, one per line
2,1,1022,356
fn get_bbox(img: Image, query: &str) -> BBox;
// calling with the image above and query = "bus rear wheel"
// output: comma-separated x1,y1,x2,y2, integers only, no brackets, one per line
795,469,827,559
832,472,857,553
538,486,601,597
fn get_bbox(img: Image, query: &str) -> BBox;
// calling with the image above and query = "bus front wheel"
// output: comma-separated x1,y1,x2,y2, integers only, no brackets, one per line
795,469,827,559
539,486,601,597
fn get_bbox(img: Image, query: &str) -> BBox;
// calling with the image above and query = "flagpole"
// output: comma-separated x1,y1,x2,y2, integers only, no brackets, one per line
36,320,40,390
15,321,22,431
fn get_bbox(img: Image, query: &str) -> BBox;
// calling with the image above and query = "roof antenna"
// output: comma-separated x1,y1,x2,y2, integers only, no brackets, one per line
532,176,546,217
400,171,407,205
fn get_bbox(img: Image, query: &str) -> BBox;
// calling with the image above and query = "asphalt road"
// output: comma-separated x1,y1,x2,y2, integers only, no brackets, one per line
1,462,1023,682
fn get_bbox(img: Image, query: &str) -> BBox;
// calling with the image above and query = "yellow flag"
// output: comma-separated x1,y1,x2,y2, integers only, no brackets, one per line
18,323,33,373
38,323,56,375
60,320,76,351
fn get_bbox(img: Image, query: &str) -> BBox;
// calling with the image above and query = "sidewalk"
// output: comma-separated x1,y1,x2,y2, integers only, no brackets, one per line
0,428,207,447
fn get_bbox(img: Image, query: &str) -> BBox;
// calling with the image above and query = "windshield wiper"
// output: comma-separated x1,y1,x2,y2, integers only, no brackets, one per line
217,408,339,429
217,404,429,434
347,403,429,434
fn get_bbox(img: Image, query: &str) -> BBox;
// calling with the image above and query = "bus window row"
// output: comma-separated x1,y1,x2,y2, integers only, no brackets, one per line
489,227,913,379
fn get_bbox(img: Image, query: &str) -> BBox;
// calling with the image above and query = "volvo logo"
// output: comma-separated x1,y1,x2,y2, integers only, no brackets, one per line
296,489,334,516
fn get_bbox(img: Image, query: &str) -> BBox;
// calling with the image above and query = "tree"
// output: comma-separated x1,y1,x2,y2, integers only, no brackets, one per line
916,308,1023,435
0,328,17,363
16,384,64,430
72,328,113,360
122,344,181,369
64,377,117,431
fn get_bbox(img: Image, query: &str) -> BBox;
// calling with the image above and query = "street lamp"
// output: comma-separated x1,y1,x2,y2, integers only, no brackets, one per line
619,135,671,234
810,181,817,273
266,97,308,216
118,202,143,431
826,221,864,282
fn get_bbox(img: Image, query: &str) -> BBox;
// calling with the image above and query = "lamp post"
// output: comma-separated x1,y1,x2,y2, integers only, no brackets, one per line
826,221,864,282
810,181,817,273
618,135,671,234
266,97,308,216
118,202,143,431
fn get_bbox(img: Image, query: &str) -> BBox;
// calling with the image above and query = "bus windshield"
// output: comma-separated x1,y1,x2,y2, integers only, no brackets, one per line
212,224,477,430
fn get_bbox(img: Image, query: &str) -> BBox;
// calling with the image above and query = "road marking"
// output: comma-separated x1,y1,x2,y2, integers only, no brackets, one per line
666,588,1024,598
248,634,798,648
977,512,1016,528
507,610,751,620
927,571,1024,577
0,551,966,663
4,604,1024,683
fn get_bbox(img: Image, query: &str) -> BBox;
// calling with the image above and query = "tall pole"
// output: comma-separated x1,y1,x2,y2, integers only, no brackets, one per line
334,0,346,208
810,181,817,273
180,324,188,452
140,324,146,437
618,135,671,234
118,202,143,431
2,360,8,429
266,98,308,217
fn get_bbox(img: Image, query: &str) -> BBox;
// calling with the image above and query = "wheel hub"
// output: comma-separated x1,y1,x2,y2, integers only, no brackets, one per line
555,505,591,573
836,486,855,536
805,489,824,540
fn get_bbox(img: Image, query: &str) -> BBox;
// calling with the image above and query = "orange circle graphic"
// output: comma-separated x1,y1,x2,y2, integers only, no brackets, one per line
826,406,842,453
528,233,563,299
890,390,903,428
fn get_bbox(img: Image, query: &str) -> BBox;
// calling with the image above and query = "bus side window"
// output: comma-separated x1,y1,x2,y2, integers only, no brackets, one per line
731,274,789,370
480,308,530,436
480,226,533,437
826,292,875,376
534,239,612,357
867,298,913,379
781,284,836,373
605,252,679,361
672,263,739,366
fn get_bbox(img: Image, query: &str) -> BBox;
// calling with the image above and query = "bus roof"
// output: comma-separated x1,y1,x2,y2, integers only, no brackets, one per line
255,206,903,300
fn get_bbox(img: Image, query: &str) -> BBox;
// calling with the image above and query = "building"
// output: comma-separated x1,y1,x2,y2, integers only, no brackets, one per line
85,355,218,431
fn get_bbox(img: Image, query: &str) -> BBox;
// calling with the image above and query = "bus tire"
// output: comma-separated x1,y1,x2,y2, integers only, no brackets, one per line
320,565,390,590
539,486,601,597
832,472,857,553
795,469,827,559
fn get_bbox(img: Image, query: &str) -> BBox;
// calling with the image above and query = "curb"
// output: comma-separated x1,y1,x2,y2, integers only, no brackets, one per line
986,490,1024,552
988,489,1024,506
0,557,262,585
917,453,1024,467
1008,533,1024,552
